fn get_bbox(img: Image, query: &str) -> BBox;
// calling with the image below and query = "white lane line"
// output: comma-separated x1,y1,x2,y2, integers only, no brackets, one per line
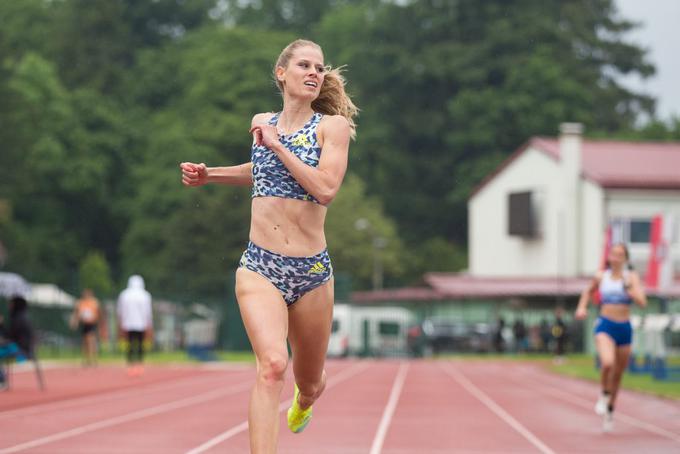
516,367,680,444
185,361,370,454
0,370,247,419
369,362,409,454
440,363,556,454
0,380,253,454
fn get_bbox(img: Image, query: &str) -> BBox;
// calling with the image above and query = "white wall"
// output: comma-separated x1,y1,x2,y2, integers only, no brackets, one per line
606,189,680,275
559,125,583,276
580,181,605,276
469,147,565,276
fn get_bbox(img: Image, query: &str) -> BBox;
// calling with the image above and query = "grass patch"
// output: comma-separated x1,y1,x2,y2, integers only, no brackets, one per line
216,351,256,362
548,355,680,400
37,348,255,364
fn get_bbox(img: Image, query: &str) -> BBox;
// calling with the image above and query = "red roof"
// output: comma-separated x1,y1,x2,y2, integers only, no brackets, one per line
472,138,680,197
351,273,680,302
424,273,590,298
352,287,445,303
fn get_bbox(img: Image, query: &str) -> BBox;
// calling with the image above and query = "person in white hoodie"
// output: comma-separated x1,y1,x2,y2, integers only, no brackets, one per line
117,275,153,376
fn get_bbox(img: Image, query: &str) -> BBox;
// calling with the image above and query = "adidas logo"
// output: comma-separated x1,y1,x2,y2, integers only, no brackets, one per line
292,134,311,148
308,261,327,275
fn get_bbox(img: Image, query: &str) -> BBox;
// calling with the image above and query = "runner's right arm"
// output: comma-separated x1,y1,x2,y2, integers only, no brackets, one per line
575,271,602,319
180,162,252,187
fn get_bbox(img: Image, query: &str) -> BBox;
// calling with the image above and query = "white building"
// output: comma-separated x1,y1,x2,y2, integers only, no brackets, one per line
469,123,680,281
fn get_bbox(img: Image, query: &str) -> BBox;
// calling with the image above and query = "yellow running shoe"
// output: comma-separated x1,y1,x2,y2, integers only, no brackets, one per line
287,384,313,433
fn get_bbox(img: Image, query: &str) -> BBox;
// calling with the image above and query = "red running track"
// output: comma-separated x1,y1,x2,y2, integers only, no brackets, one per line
1,359,679,453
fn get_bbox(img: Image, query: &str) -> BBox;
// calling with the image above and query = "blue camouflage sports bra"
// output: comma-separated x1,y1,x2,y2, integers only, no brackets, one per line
251,112,323,204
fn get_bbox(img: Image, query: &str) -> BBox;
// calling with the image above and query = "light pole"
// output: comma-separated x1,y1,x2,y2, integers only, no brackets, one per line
354,218,387,291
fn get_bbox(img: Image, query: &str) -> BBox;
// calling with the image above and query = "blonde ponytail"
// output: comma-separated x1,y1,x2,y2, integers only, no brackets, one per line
274,39,359,139
312,66,358,139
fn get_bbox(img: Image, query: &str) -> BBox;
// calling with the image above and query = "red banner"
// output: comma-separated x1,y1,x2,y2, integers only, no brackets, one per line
645,215,667,289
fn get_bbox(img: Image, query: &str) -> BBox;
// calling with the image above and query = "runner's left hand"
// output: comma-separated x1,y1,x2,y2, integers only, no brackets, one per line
249,124,280,149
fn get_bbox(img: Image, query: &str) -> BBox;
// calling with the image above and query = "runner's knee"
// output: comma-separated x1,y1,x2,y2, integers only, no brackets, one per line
600,357,615,371
298,380,322,398
258,352,288,386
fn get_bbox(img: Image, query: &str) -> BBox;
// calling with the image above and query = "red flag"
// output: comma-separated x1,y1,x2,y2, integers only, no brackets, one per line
646,214,672,289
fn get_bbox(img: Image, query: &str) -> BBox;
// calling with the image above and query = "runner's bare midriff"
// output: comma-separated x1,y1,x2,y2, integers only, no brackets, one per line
249,196,327,256
599,304,630,322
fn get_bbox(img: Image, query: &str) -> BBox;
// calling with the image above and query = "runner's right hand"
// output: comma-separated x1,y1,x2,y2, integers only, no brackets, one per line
180,162,208,187
574,307,587,320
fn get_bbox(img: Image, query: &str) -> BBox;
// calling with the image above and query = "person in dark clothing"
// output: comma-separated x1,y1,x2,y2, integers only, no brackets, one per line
494,317,506,353
0,296,34,388
539,318,552,353
0,313,12,388
0,314,8,342
8,296,33,358
513,319,528,353
552,308,568,363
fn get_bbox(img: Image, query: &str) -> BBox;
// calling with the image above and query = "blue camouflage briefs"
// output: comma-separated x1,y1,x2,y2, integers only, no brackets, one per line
239,241,333,306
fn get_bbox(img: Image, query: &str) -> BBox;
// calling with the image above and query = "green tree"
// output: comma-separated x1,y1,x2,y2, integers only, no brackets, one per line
608,116,680,141
79,251,114,297
0,53,90,284
0,0,53,59
326,174,405,288
219,0,360,33
0,52,130,286
49,0,215,95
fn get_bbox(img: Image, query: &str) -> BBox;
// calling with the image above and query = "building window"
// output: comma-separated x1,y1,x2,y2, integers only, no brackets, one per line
508,191,541,238
609,218,652,244
378,321,400,336
629,220,652,243
508,191,533,237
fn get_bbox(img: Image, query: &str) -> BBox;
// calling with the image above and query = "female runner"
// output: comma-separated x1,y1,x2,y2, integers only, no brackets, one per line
181,39,357,452
575,243,647,432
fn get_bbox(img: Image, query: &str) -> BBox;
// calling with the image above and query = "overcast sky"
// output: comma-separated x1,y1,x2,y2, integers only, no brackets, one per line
615,0,680,121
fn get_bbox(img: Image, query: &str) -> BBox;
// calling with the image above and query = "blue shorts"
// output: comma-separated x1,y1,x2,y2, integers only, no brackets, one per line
239,241,333,306
594,316,632,346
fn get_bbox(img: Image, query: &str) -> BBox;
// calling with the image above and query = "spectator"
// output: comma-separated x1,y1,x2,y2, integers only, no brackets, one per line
117,276,153,377
0,313,12,389
513,319,528,353
552,308,568,364
494,317,506,353
1,295,35,388
7,296,33,358
71,289,101,367
539,318,552,353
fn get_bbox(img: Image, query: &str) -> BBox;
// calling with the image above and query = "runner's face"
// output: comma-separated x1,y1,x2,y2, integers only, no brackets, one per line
608,245,627,269
277,46,325,101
